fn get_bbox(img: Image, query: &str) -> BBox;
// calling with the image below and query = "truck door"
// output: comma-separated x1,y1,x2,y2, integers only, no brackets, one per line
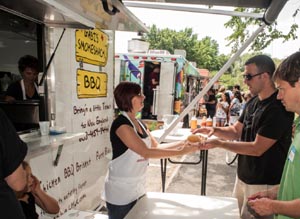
154,62,176,120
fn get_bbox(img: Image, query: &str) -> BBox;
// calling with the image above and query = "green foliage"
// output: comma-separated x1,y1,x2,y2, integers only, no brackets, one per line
144,25,230,71
224,7,299,53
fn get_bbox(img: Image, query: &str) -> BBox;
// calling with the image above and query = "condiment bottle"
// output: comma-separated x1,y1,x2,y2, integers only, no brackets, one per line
200,116,207,127
190,116,197,130
206,116,213,127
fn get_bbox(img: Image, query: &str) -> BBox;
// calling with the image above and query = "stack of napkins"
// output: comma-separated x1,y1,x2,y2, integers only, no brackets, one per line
49,126,66,135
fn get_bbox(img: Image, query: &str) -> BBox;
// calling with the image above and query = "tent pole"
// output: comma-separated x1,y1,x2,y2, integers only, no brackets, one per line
158,23,266,143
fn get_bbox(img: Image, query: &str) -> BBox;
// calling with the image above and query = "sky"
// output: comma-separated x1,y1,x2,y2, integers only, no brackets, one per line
116,0,300,60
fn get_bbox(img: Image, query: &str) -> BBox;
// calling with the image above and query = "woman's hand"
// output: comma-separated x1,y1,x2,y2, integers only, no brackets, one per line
192,127,214,137
180,141,202,154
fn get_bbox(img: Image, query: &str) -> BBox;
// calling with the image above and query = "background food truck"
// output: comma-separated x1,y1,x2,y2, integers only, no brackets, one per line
115,50,205,121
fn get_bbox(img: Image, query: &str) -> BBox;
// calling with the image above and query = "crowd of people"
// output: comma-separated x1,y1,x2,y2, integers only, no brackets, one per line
193,53,300,219
200,83,251,127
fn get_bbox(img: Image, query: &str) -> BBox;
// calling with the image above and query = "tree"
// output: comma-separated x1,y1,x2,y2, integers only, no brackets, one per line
225,7,299,53
144,25,198,61
144,25,229,71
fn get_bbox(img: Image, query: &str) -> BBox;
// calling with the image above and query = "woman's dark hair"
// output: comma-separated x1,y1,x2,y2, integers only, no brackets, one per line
233,84,240,91
224,92,231,106
234,90,243,103
114,82,141,112
273,52,300,87
18,55,39,74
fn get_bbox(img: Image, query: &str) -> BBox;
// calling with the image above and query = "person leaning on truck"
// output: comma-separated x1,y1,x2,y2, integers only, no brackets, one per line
0,108,28,219
193,55,294,219
5,55,40,102
248,51,300,219
102,81,201,219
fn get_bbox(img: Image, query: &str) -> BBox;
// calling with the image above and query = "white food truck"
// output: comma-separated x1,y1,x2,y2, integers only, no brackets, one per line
0,0,147,218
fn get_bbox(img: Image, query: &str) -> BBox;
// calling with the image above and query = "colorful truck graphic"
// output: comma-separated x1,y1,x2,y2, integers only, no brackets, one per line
115,52,204,120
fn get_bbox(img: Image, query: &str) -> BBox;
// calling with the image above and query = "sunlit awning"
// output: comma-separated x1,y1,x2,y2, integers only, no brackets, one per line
0,0,148,32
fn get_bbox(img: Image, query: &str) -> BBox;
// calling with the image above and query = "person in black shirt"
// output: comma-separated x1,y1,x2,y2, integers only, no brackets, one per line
0,108,28,219
193,55,294,219
5,55,39,102
204,88,217,118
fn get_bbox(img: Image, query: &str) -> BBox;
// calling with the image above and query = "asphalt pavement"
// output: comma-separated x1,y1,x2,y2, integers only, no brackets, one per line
146,148,237,197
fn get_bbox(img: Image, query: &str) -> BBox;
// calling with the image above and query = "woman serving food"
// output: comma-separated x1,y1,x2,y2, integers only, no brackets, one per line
102,81,202,219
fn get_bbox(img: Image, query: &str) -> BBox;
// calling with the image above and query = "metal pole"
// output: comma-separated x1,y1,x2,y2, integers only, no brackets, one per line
123,1,263,19
158,23,266,143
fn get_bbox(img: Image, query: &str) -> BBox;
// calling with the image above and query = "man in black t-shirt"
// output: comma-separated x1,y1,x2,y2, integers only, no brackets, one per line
193,55,294,219
0,109,28,218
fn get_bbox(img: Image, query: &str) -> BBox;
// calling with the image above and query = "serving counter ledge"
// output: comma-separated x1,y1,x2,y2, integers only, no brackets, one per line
20,131,85,160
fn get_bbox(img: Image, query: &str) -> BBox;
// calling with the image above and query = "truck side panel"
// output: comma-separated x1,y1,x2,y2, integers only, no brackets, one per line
29,28,114,217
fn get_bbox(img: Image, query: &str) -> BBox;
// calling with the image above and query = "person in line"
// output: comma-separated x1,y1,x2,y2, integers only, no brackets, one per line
248,51,300,219
5,55,40,102
233,84,241,93
193,55,294,219
148,66,160,117
204,88,217,118
216,86,226,100
242,91,253,103
0,108,28,218
215,92,230,127
228,90,243,125
102,81,201,219
15,161,60,219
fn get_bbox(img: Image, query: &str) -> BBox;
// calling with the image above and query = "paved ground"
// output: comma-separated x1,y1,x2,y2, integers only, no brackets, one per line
146,148,237,197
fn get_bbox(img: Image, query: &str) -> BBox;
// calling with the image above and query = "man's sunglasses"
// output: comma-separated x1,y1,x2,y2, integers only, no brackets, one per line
242,72,265,81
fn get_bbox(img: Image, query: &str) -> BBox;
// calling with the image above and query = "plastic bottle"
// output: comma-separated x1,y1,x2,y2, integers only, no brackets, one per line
200,116,207,127
213,116,217,127
190,116,198,130
206,116,213,127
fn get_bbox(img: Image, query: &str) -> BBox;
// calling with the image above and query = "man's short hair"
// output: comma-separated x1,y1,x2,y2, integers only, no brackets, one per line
273,51,300,87
245,55,275,77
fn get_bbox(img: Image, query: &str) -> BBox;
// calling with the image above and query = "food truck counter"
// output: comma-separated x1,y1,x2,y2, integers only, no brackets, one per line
21,131,85,160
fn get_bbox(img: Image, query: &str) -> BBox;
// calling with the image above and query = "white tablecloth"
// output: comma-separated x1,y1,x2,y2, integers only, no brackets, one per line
125,192,239,219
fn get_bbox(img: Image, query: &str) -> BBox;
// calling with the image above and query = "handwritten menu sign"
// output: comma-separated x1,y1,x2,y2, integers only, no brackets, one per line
73,102,112,142
75,29,108,66
31,143,111,218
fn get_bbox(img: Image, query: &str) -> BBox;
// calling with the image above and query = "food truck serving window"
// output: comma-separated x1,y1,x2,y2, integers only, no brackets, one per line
0,9,45,133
